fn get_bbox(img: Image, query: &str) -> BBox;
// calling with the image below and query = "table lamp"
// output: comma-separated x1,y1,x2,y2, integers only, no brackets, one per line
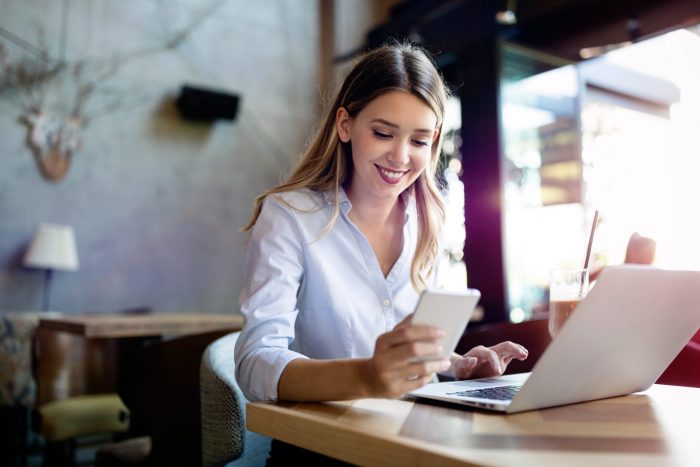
24,223,79,311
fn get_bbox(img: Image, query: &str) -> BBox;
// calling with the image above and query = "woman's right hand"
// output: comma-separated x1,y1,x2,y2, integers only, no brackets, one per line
364,315,451,398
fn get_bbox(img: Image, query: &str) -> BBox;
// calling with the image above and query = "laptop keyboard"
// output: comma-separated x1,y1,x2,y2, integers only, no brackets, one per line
447,385,522,401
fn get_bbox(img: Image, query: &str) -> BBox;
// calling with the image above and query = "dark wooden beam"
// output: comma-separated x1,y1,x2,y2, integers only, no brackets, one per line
458,39,508,324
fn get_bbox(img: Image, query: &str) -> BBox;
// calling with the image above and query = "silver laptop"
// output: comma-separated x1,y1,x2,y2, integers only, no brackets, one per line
409,265,700,413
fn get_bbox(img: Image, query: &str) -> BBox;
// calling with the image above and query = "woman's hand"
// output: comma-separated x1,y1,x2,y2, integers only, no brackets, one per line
449,342,528,380
364,316,451,398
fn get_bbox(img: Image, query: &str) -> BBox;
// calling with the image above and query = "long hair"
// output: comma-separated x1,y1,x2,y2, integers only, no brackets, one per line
243,42,448,291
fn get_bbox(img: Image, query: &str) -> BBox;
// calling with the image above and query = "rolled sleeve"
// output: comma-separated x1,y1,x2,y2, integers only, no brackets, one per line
234,197,309,402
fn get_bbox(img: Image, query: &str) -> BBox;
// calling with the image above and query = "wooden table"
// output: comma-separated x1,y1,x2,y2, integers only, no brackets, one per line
248,384,700,466
38,312,243,338
37,312,244,465
35,313,243,400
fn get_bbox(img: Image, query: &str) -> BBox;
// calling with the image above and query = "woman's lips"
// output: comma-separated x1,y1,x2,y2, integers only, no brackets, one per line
375,164,407,184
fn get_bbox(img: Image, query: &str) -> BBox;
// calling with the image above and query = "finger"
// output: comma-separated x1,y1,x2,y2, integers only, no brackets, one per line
379,362,443,396
489,341,524,354
394,313,414,329
394,374,437,397
376,327,441,355
398,359,451,380
489,341,529,360
410,374,437,389
466,347,503,374
458,356,478,368
452,356,478,379
381,324,444,348
381,341,445,364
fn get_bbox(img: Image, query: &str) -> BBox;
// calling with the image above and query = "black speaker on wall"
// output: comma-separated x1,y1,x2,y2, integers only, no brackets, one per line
175,85,240,122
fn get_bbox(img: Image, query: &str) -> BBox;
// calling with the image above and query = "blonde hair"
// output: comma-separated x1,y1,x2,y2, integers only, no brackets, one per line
243,43,448,291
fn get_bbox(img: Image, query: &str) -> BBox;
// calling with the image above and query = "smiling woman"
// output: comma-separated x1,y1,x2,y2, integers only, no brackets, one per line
234,43,528,410
336,90,438,277
336,91,437,201
234,42,529,465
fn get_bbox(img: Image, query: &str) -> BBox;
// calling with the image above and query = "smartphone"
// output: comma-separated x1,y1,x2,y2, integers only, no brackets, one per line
409,288,481,362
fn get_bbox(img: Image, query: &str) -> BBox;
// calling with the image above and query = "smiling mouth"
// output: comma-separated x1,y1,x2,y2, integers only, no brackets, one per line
374,164,408,182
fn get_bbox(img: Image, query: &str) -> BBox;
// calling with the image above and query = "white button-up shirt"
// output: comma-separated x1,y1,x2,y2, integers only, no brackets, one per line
234,187,422,402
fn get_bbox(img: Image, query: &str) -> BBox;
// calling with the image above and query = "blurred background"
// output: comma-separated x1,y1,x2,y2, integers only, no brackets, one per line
3,1,700,466
2,0,700,323
0,1,399,314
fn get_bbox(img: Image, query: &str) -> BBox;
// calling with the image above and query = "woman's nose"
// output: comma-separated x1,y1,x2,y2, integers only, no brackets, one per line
387,141,410,166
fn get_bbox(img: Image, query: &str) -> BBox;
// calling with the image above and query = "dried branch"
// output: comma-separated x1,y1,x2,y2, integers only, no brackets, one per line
0,41,64,112
1,0,227,122
0,0,229,182
70,59,121,121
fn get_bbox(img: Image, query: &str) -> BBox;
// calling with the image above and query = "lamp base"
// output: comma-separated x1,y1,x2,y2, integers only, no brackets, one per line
42,269,53,312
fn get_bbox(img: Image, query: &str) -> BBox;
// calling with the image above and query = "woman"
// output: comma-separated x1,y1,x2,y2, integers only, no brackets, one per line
235,43,527,404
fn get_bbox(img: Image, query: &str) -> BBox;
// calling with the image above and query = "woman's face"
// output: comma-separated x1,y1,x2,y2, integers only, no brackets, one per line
336,90,439,203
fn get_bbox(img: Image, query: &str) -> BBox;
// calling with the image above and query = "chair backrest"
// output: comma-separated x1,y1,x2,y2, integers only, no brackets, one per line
34,307,150,405
34,327,119,405
200,332,245,466
118,328,232,466
657,328,700,387
200,331,271,467
1,312,48,407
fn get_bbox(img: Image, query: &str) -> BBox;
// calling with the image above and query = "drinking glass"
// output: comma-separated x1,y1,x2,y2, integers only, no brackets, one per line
548,268,589,338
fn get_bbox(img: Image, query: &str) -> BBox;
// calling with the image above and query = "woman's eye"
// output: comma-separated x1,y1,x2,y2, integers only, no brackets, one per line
372,130,391,139
412,140,429,147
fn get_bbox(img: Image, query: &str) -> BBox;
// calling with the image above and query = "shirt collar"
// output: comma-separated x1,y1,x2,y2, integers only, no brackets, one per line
324,185,415,221
318,186,351,214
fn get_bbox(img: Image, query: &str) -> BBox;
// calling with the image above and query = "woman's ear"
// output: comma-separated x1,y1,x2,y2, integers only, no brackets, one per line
432,127,440,144
336,107,351,143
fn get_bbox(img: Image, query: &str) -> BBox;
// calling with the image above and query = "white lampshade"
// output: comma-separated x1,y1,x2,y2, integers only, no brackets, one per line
24,223,79,271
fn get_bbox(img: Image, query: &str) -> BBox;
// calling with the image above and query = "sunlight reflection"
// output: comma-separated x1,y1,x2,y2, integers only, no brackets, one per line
501,26,700,318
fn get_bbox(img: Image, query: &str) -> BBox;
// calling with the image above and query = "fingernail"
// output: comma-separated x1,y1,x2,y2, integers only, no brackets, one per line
441,360,451,371
436,329,446,337
437,345,444,354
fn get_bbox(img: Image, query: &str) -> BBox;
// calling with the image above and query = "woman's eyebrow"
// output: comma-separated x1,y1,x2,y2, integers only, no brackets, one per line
370,118,434,134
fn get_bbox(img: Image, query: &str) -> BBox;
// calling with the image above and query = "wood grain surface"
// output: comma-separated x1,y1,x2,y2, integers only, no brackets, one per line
248,384,700,466
38,313,243,338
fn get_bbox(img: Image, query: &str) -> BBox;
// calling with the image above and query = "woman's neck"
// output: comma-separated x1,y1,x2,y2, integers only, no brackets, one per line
345,185,404,229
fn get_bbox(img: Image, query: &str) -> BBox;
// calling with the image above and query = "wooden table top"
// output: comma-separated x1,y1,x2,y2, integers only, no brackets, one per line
247,384,700,466
38,312,243,338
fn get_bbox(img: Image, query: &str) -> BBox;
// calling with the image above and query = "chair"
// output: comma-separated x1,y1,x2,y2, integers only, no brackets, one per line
33,324,130,467
1,311,55,465
200,331,271,467
33,307,153,466
455,318,551,375
657,329,700,388
95,328,235,466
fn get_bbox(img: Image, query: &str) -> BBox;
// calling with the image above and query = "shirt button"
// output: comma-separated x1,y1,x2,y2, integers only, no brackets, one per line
383,299,391,306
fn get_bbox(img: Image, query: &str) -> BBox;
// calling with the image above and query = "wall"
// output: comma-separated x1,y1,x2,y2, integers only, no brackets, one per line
0,0,321,312
0,0,398,313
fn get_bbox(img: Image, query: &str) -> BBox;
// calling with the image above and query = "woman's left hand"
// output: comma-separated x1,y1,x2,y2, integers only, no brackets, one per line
449,342,528,380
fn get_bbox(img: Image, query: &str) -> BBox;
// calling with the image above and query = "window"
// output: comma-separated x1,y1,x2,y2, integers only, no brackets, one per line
500,26,700,322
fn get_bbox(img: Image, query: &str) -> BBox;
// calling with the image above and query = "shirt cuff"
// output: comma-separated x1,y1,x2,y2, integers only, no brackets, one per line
238,347,309,402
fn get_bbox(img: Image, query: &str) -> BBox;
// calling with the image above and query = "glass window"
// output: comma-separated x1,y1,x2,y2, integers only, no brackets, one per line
501,46,585,321
435,96,469,293
500,25,700,322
